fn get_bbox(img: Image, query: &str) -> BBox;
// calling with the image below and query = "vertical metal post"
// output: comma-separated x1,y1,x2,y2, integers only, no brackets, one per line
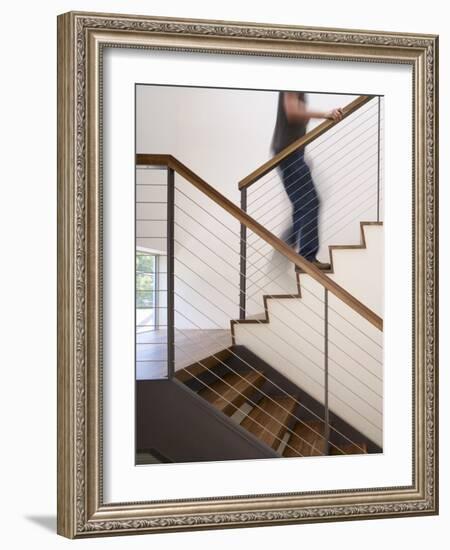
239,188,247,320
324,288,330,455
376,96,381,223
167,167,175,379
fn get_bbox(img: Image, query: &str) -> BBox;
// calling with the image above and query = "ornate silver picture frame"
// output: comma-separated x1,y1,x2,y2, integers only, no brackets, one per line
57,11,438,538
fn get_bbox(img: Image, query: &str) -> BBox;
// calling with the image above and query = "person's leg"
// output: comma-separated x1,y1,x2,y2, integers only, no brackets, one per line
295,155,320,261
280,150,320,259
279,150,329,270
279,151,304,251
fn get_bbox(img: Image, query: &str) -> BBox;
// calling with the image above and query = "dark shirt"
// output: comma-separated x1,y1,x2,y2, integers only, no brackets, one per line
271,92,307,155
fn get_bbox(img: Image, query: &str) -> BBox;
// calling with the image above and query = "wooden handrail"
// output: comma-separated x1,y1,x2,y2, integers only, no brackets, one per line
136,153,383,332
238,95,373,190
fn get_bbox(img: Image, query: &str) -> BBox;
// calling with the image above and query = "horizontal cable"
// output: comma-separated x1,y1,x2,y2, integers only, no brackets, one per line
136,218,168,221
254,198,380,298
247,161,382,268
174,266,382,407
174,286,382,418
134,182,384,444
246,162,384,275
246,155,380,257
174,185,382,352
176,235,381,385
247,100,380,200
247,106,381,210
247,180,380,278
247,198,383,349
137,154,383,333
174,308,379,447
248,143,383,234
174,204,382,366
248,130,380,229
173,308,367,452
173,329,329,456
247,98,379,199
248,129,382,227
136,201,167,204
174,356,314,458
174,247,382,390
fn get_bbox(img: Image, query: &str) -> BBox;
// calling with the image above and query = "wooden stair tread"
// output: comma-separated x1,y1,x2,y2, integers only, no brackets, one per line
283,420,326,457
241,396,297,449
175,348,231,383
198,370,264,416
330,442,368,455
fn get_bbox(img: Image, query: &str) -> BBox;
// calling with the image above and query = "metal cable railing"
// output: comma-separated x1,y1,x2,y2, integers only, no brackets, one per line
235,94,383,451
136,123,382,456
172,313,367,454
137,169,384,462
246,182,383,297
173,184,383,364
246,146,381,255
242,97,384,288
173,283,382,424
246,102,381,216
171,326,334,455
172,306,374,455
172,219,382,406
172,196,384,438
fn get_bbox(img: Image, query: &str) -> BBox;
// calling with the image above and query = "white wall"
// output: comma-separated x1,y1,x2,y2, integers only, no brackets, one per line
235,225,384,444
234,274,383,445
137,85,382,254
1,1,447,550
328,224,384,316
244,218,384,319
246,96,383,256
137,86,382,326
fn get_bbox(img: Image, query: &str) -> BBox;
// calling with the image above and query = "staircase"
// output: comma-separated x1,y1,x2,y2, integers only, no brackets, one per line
325,221,384,316
175,344,377,458
168,220,384,456
136,94,384,463
233,221,383,447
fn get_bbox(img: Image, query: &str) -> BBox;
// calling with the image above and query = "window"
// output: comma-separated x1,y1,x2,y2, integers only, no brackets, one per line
136,252,159,332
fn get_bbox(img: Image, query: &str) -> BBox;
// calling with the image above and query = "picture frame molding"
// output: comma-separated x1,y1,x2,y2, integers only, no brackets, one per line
57,10,439,538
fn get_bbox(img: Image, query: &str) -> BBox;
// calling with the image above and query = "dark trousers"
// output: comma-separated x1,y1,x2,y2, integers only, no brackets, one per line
278,149,320,261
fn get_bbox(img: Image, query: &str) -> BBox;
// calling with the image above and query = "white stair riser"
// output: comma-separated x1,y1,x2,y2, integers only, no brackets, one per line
235,275,383,446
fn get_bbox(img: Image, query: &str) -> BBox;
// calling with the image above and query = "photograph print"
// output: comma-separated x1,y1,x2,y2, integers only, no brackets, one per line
135,84,384,465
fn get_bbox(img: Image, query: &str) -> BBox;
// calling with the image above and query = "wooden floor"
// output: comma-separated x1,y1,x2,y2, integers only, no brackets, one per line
136,328,232,380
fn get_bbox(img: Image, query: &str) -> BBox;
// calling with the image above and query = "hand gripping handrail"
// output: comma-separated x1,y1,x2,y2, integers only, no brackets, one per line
136,153,383,331
238,95,373,190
